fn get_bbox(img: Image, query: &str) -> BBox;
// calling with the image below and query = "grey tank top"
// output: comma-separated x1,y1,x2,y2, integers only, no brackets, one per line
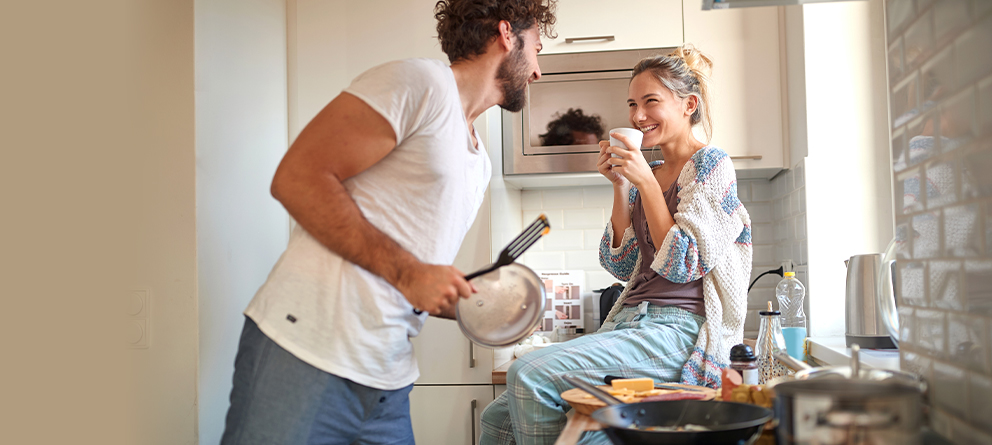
622,179,706,317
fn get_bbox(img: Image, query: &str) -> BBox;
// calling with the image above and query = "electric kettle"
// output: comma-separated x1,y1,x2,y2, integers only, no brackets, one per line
844,250,898,349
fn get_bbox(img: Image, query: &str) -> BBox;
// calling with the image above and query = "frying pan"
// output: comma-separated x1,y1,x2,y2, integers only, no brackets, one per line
563,376,773,445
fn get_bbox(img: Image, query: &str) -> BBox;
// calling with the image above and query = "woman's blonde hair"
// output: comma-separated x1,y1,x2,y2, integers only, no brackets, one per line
631,44,714,142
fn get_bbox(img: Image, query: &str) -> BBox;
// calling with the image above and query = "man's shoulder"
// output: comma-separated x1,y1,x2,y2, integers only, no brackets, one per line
363,58,451,87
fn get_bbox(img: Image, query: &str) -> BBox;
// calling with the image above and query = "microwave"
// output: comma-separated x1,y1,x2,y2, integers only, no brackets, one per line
502,47,675,175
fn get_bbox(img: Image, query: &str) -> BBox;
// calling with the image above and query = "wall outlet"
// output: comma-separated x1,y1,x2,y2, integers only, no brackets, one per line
128,289,150,349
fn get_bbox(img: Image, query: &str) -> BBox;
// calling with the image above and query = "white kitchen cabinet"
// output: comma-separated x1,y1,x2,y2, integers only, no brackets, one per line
410,385,495,445
683,2,788,176
542,0,683,54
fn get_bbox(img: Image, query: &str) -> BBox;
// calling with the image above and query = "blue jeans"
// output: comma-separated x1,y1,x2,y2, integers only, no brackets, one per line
221,317,415,445
479,304,704,445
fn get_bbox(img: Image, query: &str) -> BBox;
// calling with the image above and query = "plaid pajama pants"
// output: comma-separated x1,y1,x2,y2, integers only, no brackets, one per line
479,304,705,445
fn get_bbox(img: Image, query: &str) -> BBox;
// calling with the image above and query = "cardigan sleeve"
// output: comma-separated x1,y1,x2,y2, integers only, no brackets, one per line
599,186,640,281
652,147,750,283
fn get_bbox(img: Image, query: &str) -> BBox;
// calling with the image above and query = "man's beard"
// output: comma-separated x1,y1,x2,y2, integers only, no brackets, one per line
496,44,530,113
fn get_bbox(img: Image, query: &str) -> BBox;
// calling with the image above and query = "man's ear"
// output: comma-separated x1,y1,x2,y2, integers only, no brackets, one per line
497,20,514,53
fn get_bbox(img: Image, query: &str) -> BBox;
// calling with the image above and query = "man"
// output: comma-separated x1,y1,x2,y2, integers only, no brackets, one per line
220,1,557,444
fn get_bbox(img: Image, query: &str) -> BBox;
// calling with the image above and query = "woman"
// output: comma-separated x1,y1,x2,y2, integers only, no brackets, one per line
479,45,751,445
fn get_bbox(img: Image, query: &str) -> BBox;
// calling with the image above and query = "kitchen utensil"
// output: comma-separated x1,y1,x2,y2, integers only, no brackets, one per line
844,253,897,349
603,375,705,393
456,262,546,348
773,377,925,444
561,383,716,416
771,343,927,444
562,376,773,445
465,214,550,280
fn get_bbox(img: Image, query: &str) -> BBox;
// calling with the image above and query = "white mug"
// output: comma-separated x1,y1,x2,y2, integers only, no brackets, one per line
609,127,643,162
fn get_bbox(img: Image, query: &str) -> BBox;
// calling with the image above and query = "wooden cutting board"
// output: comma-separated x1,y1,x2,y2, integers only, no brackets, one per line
561,384,717,415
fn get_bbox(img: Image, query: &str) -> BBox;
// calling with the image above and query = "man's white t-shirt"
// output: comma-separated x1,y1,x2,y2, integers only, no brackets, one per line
245,58,491,390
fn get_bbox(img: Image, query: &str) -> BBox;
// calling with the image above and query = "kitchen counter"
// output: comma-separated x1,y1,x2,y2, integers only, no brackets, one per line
807,336,900,370
492,360,513,385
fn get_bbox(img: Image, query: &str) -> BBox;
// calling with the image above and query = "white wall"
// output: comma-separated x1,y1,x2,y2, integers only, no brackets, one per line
800,0,893,337
195,1,290,443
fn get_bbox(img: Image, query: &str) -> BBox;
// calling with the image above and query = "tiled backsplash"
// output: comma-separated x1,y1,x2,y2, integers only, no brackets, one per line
518,165,809,338
886,0,992,442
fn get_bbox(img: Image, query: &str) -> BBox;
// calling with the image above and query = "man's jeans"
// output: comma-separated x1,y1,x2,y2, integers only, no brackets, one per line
221,317,415,445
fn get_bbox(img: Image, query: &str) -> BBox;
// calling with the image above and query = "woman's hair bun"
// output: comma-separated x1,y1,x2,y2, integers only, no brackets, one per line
669,44,713,80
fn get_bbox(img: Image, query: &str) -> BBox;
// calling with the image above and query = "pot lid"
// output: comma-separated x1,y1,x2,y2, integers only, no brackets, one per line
456,263,546,348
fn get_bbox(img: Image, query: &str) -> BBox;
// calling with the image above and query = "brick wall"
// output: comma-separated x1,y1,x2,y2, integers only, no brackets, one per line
517,169,809,337
886,0,992,442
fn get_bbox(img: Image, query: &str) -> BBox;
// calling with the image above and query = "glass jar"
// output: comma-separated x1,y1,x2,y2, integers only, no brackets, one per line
755,301,793,384
729,344,759,385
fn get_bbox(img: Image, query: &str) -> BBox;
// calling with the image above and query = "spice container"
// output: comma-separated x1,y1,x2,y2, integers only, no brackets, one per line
756,301,793,384
730,344,759,385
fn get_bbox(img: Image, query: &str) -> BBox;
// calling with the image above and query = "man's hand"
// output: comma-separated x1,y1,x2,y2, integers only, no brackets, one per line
396,264,475,315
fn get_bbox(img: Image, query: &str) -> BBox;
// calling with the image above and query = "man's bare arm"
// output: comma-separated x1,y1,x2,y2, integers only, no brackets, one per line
271,93,472,314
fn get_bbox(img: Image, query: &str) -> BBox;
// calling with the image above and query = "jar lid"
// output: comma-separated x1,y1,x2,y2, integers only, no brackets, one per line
730,344,756,361
759,300,780,316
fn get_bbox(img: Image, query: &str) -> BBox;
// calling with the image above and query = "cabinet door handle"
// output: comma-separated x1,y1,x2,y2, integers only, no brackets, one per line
470,399,478,445
730,155,763,160
469,341,476,368
564,35,615,43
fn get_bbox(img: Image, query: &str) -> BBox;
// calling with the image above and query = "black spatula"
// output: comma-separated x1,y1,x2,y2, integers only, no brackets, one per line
465,214,550,280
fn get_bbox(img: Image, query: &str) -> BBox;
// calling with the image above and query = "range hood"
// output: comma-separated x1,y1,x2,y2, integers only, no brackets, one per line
702,0,863,9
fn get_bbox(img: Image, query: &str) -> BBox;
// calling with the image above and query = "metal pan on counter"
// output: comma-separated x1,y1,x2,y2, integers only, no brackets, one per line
563,376,773,445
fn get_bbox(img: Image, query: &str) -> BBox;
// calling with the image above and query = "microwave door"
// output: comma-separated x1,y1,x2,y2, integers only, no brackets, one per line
523,71,634,156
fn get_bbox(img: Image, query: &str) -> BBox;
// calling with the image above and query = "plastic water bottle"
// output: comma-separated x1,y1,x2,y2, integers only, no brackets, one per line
776,272,807,360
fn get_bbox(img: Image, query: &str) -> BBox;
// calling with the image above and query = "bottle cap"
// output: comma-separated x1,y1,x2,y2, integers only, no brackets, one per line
759,300,780,316
730,344,756,362
784,272,795,277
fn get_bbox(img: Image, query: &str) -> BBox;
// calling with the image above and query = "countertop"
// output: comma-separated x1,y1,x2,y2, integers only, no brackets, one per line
807,336,900,370
492,360,513,385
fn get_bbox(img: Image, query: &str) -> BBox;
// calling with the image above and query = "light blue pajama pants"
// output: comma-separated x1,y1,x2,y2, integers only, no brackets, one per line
479,304,705,445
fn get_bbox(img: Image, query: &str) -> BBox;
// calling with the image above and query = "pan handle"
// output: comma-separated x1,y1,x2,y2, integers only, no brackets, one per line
562,375,623,406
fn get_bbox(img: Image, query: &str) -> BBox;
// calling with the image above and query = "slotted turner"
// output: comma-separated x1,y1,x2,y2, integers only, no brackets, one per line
465,214,550,281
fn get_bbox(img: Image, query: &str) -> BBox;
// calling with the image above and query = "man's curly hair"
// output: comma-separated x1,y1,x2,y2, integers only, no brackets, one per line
434,0,557,63
539,108,605,146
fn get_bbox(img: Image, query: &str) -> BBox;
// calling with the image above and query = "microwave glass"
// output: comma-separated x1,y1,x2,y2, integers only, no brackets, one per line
525,71,633,155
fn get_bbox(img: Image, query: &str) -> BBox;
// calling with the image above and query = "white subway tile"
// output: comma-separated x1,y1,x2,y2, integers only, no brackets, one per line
587,270,621,292
563,208,605,229
584,186,615,208
933,361,969,419
751,223,774,244
746,202,773,223
543,189,584,209
773,199,784,220
737,181,752,203
784,217,797,242
520,251,565,270
753,245,775,265
968,373,992,428
785,170,795,192
565,250,602,270
792,243,802,265
752,182,773,202
794,163,805,188
799,187,806,213
521,190,543,210
524,209,562,230
773,175,786,198
789,191,800,216
797,214,807,240
543,229,585,251
799,243,807,266
584,229,605,250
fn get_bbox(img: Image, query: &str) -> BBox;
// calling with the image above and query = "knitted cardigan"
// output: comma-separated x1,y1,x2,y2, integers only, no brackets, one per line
598,146,752,388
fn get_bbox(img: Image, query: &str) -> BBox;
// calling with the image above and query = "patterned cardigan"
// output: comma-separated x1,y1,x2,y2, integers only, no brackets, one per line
598,146,752,388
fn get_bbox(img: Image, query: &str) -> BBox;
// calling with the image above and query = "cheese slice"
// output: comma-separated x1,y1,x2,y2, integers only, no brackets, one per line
610,377,654,392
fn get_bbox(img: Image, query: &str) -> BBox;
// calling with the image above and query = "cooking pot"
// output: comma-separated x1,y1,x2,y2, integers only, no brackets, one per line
771,348,926,445
456,262,546,348
563,376,773,445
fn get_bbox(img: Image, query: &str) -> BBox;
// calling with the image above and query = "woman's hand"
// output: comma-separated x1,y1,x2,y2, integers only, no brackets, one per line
597,140,628,187
604,132,655,189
